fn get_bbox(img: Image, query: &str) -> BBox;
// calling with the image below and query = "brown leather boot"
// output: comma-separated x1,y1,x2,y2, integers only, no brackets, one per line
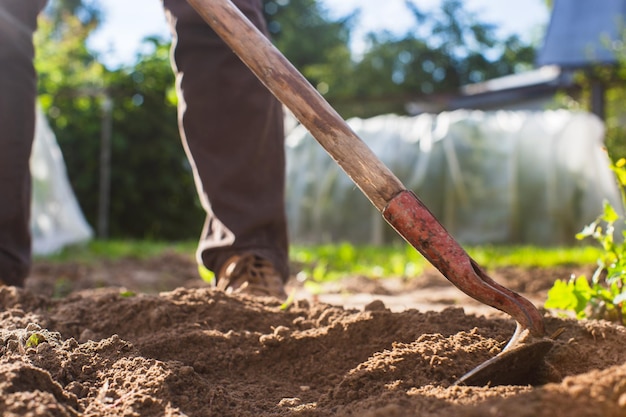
216,253,287,300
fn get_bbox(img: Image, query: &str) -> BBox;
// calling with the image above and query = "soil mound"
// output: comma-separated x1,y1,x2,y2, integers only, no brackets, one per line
1,277,625,416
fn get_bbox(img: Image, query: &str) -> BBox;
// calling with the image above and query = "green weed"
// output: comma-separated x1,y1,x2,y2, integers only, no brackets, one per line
545,158,626,324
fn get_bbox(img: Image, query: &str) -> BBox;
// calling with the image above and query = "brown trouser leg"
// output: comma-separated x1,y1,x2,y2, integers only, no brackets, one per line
163,0,289,281
0,0,46,286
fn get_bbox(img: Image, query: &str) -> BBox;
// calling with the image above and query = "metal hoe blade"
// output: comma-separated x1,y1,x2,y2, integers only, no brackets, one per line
455,326,554,386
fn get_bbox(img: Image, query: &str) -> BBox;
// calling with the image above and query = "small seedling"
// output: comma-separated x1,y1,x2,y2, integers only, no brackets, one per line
26,333,45,348
280,289,296,311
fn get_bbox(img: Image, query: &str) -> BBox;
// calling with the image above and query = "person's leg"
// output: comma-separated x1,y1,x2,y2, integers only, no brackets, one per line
0,0,46,286
162,0,289,286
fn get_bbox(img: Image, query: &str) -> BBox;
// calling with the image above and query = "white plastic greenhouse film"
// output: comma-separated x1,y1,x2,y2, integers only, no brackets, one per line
285,110,622,246
30,105,93,255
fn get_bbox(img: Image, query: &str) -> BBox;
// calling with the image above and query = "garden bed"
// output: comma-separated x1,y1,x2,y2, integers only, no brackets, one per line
1,252,624,416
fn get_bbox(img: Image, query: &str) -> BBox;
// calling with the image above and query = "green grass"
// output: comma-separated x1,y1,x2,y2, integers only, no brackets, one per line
290,242,427,282
38,239,602,283
35,239,197,263
464,245,602,269
291,243,602,283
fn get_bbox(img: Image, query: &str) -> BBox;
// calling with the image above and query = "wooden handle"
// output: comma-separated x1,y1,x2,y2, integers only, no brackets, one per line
186,0,405,211
186,0,547,335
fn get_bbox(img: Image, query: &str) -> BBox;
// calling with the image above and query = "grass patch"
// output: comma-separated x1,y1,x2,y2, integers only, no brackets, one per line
35,239,197,264
290,242,427,282
37,240,602,284
465,245,602,269
291,243,601,283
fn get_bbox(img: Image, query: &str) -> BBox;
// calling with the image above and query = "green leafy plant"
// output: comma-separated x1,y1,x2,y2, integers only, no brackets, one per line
545,158,626,324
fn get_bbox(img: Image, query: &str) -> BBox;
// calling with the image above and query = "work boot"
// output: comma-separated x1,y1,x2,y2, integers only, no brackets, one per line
216,253,287,300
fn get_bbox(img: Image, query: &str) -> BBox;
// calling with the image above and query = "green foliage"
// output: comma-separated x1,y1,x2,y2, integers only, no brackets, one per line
263,0,357,114
263,0,353,76
265,0,537,119
545,159,626,324
35,10,203,240
103,41,204,239
35,11,108,233
324,0,536,118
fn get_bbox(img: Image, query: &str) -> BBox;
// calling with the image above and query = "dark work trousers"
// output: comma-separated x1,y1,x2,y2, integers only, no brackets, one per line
0,0,288,286
0,0,46,286
163,0,289,281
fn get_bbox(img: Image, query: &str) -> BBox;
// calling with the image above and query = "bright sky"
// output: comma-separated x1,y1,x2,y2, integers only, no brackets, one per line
87,0,549,69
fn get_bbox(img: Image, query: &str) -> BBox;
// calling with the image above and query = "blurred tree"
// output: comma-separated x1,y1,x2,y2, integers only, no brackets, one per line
263,0,353,72
35,7,203,240
35,11,107,231
104,41,204,238
332,0,537,118
266,0,537,119
34,0,542,240
262,0,355,100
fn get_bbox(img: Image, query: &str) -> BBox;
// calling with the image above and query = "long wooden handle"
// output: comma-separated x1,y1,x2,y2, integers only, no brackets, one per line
186,0,547,336
186,0,405,212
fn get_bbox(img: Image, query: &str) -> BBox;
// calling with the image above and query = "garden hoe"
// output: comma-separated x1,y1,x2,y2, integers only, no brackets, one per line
187,0,554,386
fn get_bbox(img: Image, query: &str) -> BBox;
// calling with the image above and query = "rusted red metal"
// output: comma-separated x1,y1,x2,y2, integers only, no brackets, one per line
383,190,546,337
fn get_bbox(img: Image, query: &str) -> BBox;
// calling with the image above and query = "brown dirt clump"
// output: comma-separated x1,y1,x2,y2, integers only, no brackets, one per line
0,255,624,416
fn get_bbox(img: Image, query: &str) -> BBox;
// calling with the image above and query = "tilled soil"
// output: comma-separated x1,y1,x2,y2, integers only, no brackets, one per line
1,253,625,416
